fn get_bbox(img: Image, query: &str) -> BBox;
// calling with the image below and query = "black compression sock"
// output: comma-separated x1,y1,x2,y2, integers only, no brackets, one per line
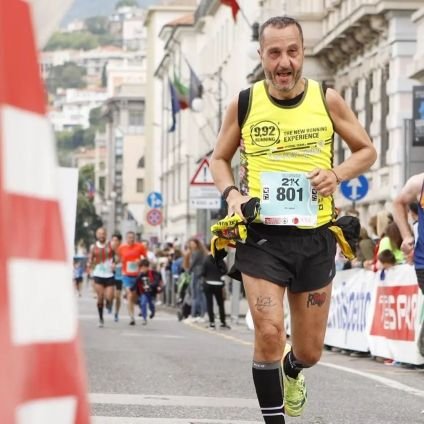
252,360,285,423
283,350,307,379
97,304,103,321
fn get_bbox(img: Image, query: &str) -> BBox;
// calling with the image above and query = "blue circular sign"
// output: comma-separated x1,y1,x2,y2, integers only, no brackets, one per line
340,175,369,201
146,192,163,209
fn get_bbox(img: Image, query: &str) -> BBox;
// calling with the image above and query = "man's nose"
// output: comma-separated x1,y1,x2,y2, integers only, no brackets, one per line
278,53,290,68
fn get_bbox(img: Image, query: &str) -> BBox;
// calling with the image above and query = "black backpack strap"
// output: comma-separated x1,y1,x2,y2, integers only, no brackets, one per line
238,87,251,128
322,80,328,96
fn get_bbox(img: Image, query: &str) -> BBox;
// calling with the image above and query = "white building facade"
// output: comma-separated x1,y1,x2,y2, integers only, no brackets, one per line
49,88,108,131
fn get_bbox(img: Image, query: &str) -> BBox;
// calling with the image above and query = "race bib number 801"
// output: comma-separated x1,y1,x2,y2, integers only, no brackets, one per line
260,172,318,226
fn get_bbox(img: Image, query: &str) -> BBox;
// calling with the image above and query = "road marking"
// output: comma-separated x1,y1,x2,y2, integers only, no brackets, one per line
78,314,174,322
186,322,424,400
184,322,253,346
318,361,424,399
89,393,258,409
92,418,262,424
121,332,184,339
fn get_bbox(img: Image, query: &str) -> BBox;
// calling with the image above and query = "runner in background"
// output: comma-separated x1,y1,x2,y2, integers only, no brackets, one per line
118,231,148,325
111,232,123,322
87,227,115,328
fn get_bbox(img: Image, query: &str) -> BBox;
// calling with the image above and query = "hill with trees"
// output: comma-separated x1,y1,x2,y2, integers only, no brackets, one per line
62,0,160,26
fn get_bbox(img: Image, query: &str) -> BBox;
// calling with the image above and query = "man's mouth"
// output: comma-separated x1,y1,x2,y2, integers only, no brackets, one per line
276,70,292,78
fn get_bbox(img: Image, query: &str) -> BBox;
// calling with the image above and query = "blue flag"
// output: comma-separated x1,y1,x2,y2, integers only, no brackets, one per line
169,81,180,133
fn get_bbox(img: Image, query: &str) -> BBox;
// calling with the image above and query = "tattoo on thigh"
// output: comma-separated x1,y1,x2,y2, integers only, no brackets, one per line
307,292,327,308
255,296,276,312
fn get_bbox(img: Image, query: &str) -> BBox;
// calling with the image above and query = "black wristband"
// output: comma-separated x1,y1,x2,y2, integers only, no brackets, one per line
222,185,239,201
329,168,341,185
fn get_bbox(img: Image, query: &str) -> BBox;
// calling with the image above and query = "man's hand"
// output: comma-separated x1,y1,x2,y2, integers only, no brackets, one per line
226,190,251,220
307,168,338,197
400,235,415,256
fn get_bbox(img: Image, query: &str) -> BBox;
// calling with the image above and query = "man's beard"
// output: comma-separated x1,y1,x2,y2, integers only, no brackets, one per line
265,67,302,94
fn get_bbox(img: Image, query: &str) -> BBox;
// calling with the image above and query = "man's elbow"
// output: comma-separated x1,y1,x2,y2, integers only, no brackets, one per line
367,145,377,167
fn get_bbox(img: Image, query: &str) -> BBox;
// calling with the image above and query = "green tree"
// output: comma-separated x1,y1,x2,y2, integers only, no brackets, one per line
44,31,99,51
89,106,106,131
75,164,103,250
46,62,86,94
115,0,139,9
85,16,109,35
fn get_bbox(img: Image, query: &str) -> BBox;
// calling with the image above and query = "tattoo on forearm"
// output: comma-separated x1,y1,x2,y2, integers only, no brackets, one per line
255,296,276,312
307,292,327,308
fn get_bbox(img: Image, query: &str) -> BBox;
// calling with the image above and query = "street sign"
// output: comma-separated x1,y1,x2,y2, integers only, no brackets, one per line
190,198,221,209
190,158,214,186
146,208,162,226
146,191,163,208
189,185,221,210
340,175,369,201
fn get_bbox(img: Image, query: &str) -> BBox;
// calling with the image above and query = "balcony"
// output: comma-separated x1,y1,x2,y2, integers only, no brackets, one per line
314,0,423,68
285,0,325,17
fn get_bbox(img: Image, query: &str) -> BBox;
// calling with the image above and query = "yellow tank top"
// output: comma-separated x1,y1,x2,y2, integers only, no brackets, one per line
240,78,335,228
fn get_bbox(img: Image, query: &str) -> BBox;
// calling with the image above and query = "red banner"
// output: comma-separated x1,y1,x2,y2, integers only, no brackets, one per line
370,285,419,341
0,1,90,422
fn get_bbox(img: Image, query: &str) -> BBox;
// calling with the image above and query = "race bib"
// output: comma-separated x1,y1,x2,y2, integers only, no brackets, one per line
260,172,318,226
126,261,139,273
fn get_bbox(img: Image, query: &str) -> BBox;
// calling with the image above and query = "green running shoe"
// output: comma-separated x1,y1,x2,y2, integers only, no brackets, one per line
282,343,307,417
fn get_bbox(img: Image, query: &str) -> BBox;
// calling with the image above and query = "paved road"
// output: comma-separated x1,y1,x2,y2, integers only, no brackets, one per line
79,289,424,424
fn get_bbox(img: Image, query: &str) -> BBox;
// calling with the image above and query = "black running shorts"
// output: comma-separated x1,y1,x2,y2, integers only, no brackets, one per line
115,279,123,291
93,276,115,287
235,223,337,293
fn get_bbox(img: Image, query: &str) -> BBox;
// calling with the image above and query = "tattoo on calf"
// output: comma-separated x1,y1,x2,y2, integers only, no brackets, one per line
307,292,327,308
255,296,275,312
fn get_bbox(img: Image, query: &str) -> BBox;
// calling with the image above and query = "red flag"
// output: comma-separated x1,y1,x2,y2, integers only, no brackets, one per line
0,1,90,423
220,0,240,22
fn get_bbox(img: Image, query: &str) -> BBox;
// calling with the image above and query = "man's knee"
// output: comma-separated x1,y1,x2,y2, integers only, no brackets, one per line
293,344,323,367
255,321,285,353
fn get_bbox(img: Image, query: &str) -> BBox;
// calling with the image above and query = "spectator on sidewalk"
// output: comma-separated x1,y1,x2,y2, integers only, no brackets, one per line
201,247,230,330
187,238,208,322
377,222,405,264
377,249,396,281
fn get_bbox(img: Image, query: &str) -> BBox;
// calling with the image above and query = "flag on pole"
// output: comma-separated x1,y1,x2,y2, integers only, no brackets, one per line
173,74,189,110
220,0,240,22
168,81,180,133
0,1,90,423
86,181,95,200
185,59,203,109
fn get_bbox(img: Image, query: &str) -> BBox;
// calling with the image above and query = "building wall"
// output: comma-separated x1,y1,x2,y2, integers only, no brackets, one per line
143,4,197,242
314,1,424,223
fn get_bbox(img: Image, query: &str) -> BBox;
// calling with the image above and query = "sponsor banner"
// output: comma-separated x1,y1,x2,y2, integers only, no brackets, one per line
367,264,424,365
325,268,375,352
281,264,424,365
